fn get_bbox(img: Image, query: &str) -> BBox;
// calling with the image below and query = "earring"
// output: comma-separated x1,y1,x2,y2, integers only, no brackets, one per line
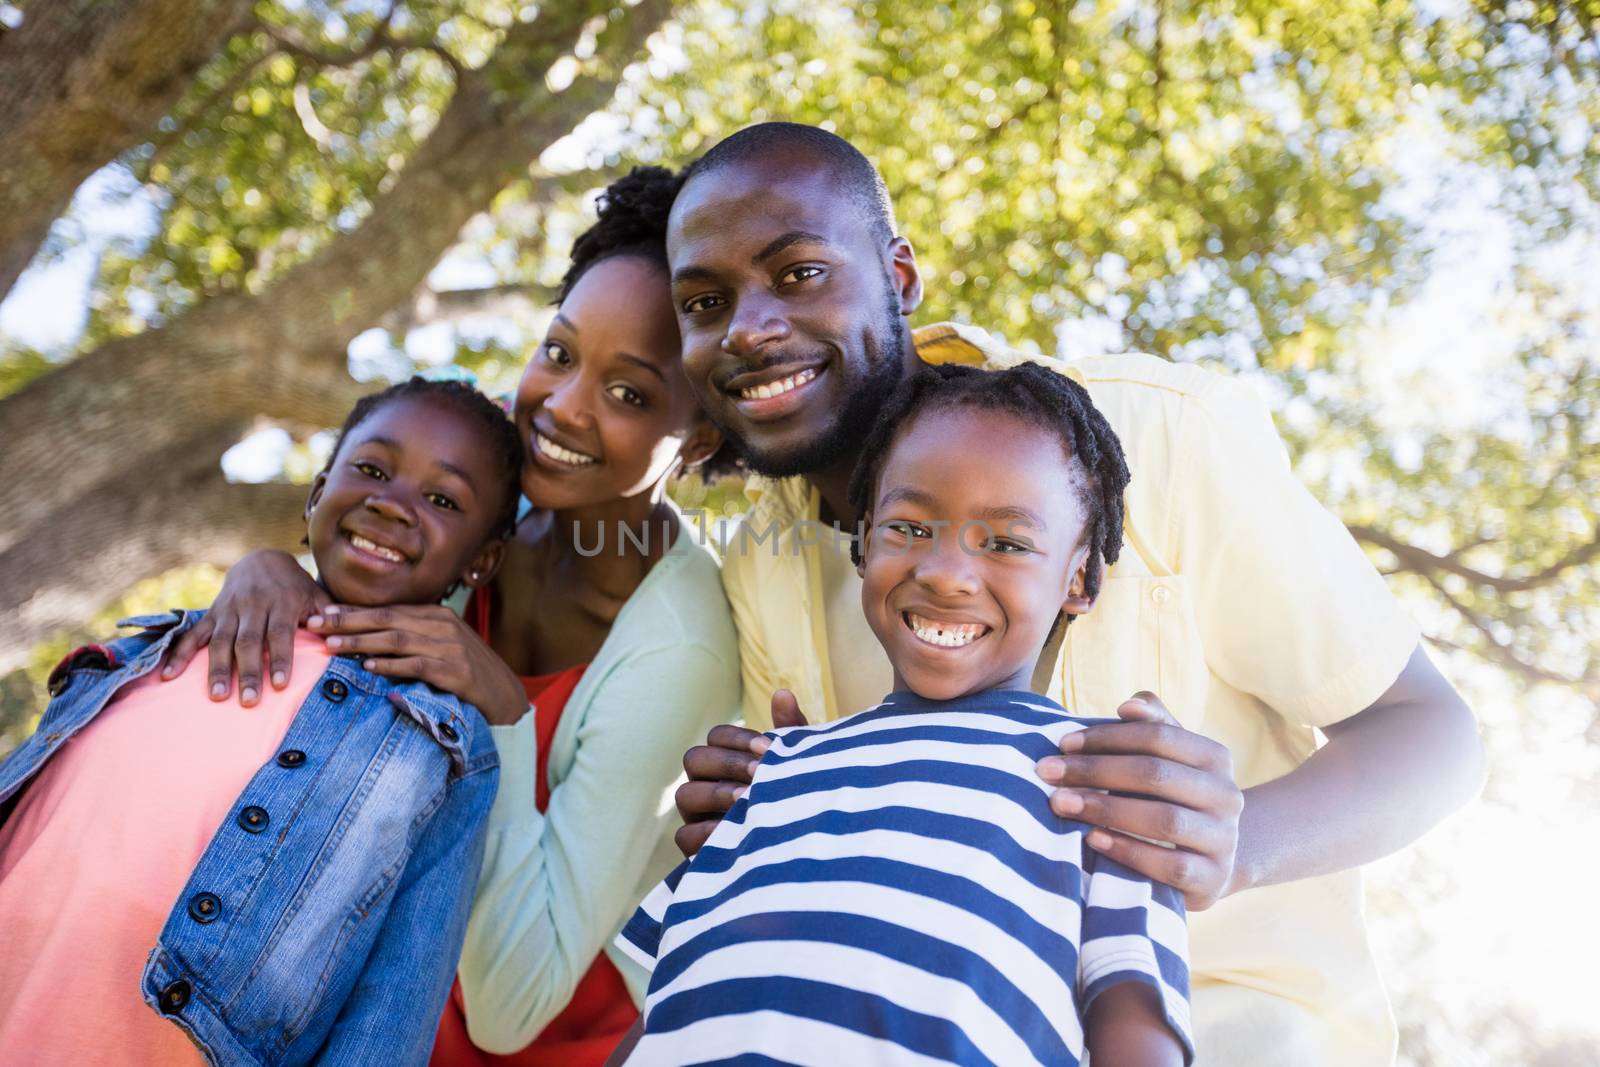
468,571,481,582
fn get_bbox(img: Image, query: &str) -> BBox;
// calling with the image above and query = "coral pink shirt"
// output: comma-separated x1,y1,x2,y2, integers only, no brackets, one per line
0,630,332,1064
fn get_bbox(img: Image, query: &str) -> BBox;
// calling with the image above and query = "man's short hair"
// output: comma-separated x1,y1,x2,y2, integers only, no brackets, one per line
681,122,897,244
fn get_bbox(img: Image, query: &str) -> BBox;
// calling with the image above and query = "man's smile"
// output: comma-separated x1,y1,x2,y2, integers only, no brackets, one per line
724,364,827,420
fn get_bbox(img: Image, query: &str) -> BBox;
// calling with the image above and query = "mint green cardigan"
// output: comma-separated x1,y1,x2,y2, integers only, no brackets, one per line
454,507,741,1053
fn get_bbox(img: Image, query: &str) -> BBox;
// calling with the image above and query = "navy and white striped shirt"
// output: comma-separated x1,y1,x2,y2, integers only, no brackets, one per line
616,689,1193,1066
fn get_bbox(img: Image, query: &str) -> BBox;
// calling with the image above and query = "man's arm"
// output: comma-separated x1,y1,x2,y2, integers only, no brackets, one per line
1049,647,1482,904
1232,644,1482,892
1038,370,1482,908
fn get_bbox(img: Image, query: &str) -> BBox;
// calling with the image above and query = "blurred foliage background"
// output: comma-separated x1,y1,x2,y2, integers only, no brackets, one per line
1,1,1596,1062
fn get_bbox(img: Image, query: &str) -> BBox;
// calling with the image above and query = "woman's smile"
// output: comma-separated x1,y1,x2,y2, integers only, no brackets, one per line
531,428,600,470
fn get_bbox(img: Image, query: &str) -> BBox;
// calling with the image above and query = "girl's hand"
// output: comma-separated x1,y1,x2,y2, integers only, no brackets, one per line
163,549,330,706
308,604,530,726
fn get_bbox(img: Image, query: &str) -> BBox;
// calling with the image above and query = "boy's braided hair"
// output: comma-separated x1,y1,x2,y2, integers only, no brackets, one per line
558,165,741,480
322,377,524,539
846,361,1131,607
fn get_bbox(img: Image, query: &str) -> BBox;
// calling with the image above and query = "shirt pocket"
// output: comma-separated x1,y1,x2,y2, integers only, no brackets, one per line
1055,574,1209,732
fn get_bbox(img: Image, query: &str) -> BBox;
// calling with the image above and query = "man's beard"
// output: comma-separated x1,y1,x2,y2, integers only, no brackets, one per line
732,288,909,481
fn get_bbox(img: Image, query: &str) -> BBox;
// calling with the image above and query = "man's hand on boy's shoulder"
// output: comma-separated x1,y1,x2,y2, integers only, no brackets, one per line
675,689,807,857
1035,691,1244,911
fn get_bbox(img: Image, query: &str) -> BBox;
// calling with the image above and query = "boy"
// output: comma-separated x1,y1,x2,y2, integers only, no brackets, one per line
612,363,1191,1066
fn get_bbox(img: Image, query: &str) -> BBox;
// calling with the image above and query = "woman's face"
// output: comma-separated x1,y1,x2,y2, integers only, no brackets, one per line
514,255,716,511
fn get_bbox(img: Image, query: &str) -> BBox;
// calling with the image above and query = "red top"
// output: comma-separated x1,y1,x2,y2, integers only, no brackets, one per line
428,592,637,1067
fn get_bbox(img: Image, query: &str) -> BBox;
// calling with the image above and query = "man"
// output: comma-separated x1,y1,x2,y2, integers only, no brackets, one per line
667,123,1482,1065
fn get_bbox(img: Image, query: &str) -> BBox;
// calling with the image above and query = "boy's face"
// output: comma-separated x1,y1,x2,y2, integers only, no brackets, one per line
306,397,506,606
859,405,1094,701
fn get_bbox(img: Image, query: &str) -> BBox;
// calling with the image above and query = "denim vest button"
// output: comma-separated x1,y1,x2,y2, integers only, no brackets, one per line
322,678,348,702
277,749,306,768
188,892,221,923
438,721,459,742
238,806,269,833
158,979,191,1014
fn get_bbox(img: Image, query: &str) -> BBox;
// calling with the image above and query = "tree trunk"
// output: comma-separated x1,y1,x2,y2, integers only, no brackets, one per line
0,423,311,673
0,0,256,301
0,0,675,669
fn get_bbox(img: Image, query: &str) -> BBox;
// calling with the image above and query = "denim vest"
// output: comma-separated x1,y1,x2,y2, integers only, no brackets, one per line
0,610,499,1066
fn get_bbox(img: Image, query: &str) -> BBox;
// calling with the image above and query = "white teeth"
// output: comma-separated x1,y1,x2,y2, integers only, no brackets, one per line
350,533,405,563
536,432,598,466
739,367,817,400
907,613,987,648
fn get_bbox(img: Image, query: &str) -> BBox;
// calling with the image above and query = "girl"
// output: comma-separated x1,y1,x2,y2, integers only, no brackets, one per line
161,167,744,1065
0,378,522,1065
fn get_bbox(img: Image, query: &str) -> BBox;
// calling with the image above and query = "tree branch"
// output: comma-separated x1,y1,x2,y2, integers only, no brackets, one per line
262,19,464,82
1415,567,1595,694
1350,522,1600,593
0,0,257,301
0,0,676,562
0,425,310,673
380,282,559,333
137,42,277,182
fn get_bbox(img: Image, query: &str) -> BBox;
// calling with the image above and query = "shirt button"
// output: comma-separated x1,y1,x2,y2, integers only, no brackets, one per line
277,749,306,768
238,806,269,833
1151,584,1171,606
158,980,191,1014
438,722,459,742
322,678,348,702
188,892,221,924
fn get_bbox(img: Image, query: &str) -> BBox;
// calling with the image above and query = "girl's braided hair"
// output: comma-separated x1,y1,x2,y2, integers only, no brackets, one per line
322,376,524,540
846,361,1131,608
558,165,741,480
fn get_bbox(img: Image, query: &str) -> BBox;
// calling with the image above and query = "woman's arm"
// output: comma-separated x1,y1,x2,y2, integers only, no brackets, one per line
162,549,329,705
457,640,739,1053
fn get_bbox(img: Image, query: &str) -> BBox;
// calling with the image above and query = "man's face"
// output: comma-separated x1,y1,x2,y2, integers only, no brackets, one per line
666,153,920,478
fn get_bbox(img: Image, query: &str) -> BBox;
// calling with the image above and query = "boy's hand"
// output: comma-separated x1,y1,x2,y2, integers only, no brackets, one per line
1036,691,1244,910
307,604,530,726
674,689,807,857
163,549,329,706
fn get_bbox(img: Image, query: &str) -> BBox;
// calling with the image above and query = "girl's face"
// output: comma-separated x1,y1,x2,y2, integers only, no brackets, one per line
306,396,508,606
513,255,719,511
858,406,1094,701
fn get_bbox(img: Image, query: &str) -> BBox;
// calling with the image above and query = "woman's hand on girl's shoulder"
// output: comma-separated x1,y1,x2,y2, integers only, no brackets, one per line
309,604,530,726
163,549,329,706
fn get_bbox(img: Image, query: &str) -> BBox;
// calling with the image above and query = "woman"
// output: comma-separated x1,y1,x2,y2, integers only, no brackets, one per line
163,167,741,1064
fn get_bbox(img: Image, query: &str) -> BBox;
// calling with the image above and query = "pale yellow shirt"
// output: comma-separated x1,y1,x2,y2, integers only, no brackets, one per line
816,523,895,714
721,321,1420,1066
